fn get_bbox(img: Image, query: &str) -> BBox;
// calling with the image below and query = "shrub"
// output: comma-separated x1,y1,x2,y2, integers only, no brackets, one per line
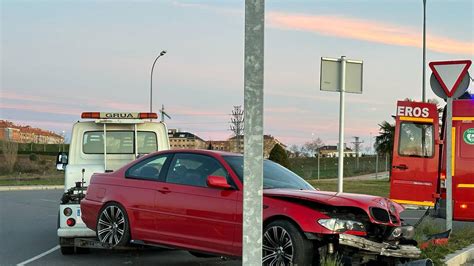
29,153,39,161
2,141,18,173
269,144,290,168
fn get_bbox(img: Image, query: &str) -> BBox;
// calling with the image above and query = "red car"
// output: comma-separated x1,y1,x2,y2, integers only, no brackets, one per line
81,150,421,265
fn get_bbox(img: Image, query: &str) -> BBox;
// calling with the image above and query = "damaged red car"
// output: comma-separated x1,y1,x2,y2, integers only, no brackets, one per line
81,150,422,265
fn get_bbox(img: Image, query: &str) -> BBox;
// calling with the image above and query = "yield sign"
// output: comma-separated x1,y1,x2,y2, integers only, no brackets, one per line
429,60,472,97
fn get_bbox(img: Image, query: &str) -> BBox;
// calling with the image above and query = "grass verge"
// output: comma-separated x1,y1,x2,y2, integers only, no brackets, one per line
307,179,390,197
0,172,64,186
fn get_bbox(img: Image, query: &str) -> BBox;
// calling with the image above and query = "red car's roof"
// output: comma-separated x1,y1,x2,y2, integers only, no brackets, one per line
149,149,242,157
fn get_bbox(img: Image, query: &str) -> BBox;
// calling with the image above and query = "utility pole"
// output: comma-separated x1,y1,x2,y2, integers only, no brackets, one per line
422,0,427,102
352,136,363,169
160,104,171,123
230,105,244,153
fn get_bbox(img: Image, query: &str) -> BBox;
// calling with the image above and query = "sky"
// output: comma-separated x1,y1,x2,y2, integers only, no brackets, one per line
1,0,473,152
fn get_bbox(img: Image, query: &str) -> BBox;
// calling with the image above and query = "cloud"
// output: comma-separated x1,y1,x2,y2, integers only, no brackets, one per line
267,12,472,55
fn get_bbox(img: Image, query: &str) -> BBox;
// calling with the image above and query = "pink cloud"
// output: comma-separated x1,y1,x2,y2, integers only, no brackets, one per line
267,12,472,55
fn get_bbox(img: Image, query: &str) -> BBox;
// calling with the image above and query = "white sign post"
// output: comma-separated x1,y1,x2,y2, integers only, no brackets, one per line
429,60,472,231
320,56,363,193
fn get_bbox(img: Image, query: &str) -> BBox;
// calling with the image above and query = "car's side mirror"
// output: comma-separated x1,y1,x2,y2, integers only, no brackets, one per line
56,152,68,171
207,175,232,189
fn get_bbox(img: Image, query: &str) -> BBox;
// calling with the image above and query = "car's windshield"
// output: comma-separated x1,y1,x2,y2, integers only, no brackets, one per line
223,156,314,190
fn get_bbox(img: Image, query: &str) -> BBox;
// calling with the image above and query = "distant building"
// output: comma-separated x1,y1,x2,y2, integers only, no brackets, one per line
0,120,64,144
318,144,360,158
206,140,230,152
224,135,287,158
168,129,207,150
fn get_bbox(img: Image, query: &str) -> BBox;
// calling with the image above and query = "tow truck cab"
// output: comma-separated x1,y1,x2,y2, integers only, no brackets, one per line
390,98,474,221
57,112,170,254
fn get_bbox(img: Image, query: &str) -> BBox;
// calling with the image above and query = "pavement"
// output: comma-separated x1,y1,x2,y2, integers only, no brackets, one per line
0,189,240,266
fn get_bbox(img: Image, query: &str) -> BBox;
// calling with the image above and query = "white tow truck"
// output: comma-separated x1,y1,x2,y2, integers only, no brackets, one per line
56,112,170,254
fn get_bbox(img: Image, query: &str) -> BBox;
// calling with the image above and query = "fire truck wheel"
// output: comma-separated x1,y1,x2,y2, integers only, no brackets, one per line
96,203,130,247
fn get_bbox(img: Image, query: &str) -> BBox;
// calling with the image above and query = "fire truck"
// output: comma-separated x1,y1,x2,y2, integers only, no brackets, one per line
56,112,170,254
390,94,474,221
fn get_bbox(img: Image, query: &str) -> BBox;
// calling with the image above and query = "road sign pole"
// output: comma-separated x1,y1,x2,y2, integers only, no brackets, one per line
243,0,264,264
446,97,453,231
337,56,346,193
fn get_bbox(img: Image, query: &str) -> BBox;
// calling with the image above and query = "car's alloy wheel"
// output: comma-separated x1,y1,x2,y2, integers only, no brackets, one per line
263,225,294,265
97,205,126,246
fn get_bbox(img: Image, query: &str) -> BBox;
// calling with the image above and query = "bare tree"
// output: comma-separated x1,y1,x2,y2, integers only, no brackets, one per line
2,141,18,173
229,106,244,153
303,138,324,157
288,144,303,158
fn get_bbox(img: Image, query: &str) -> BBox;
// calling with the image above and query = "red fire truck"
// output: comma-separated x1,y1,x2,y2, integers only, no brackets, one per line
390,96,474,221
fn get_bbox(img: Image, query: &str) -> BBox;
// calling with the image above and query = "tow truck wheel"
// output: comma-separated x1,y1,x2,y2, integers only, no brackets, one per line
97,203,130,247
60,245,75,255
263,220,314,266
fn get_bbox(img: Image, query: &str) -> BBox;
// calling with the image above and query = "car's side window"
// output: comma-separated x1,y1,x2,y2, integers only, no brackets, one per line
126,155,168,181
165,154,228,188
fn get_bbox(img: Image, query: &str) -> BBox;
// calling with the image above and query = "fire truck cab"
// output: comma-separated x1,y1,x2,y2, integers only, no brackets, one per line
56,112,170,254
390,98,474,221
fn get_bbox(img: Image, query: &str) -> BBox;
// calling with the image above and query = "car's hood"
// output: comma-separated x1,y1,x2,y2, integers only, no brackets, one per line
264,189,404,224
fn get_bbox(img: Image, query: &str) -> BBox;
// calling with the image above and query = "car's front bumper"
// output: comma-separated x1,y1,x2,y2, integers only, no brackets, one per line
338,233,421,259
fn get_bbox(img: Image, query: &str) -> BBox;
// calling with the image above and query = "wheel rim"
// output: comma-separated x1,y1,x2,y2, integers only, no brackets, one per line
262,226,294,266
97,205,125,246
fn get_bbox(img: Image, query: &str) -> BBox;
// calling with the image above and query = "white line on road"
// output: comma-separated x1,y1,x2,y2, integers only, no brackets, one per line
39,199,57,203
17,245,60,266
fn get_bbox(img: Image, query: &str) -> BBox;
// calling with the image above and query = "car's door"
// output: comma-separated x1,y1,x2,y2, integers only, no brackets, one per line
390,101,440,207
154,153,239,255
122,154,170,242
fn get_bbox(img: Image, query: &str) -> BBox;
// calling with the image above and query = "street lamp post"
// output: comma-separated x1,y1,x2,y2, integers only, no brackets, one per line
422,0,427,102
150,50,167,115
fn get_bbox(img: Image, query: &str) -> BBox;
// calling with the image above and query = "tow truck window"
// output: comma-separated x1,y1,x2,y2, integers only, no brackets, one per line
398,122,434,157
83,131,157,154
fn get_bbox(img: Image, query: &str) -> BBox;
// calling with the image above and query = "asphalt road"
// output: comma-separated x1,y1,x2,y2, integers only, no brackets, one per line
2,189,473,266
0,189,240,266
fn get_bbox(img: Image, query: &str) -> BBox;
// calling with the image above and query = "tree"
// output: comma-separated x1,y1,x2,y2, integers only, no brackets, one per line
2,141,18,173
288,144,303,158
302,138,324,157
375,121,395,178
269,144,290,168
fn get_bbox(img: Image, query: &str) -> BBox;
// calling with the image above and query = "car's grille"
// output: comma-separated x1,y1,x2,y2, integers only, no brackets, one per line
370,207,390,223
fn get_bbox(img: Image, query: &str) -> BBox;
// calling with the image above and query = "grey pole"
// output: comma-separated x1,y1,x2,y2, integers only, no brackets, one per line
337,56,347,193
317,152,320,180
446,97,453,230
150,50,167,116
375,154,379,179
243,0,265,265
422,0,427,102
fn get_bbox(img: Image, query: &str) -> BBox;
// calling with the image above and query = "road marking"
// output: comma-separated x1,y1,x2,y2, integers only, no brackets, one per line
17,245,60,266
39,199,57,203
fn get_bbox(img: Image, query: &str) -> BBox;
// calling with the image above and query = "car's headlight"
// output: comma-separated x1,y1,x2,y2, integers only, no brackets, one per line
318,218,366,233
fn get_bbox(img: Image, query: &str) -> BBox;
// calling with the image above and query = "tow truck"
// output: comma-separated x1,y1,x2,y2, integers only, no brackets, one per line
56,112,170,254
390,93,474,221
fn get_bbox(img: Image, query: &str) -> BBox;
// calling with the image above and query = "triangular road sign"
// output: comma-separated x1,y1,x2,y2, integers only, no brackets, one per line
429,60,472,97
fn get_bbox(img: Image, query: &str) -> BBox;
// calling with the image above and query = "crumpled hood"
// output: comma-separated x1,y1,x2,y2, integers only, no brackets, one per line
264,189,404,224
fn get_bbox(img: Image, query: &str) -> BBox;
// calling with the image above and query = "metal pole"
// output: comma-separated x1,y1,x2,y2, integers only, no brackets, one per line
385,153,388,176
422,0,427,102
243,0,264,265
150,51,166,118
446,97,453,230
375,154,379,179
337,56,347,193
317,152,320,180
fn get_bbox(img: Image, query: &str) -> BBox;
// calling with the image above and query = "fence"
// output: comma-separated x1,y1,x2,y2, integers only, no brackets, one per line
289,155,391,180
0,141,69,156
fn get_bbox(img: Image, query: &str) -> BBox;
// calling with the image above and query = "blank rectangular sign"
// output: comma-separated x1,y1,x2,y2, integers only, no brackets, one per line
320,57,363,94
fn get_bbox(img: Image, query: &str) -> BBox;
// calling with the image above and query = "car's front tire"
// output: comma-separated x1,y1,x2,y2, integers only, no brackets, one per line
263,220,314,266
96,203,130,247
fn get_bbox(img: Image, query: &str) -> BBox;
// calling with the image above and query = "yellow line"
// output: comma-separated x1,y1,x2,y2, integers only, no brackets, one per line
391,199,435,207
458,184,474,188
399,117,434,123
453,117,474,121
452,127,456,177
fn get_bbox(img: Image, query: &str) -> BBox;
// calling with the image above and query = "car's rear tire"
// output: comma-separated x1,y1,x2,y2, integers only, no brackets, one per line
263,220,314,266
96,203,130,247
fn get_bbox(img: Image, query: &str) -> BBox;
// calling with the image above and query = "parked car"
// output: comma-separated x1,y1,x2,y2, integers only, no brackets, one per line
81,150,421,265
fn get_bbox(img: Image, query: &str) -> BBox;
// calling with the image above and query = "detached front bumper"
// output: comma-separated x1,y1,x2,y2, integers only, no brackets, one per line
339,234,421,259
